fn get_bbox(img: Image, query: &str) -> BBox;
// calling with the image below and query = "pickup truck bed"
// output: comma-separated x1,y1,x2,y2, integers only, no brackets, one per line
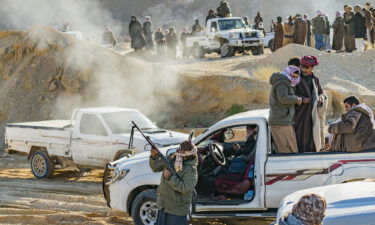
6,120,71,156
6,120,72,130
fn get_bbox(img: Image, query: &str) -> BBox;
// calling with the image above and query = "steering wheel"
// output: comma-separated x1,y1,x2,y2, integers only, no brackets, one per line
208,143,226,166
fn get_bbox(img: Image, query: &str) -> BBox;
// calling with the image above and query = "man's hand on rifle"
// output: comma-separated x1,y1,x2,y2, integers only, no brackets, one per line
150,148,159,158
163,169,171,179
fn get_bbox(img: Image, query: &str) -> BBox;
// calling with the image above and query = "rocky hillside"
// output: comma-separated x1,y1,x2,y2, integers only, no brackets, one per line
0,27,374,146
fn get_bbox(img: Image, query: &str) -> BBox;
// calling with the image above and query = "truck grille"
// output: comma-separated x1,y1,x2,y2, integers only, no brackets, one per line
245,32,257,38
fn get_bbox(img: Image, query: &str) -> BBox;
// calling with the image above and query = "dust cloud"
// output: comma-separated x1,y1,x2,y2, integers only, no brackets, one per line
0,0,183,123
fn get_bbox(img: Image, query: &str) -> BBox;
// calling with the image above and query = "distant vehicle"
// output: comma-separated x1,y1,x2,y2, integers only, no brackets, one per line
63,31,83,40
186,17,265,58
273,181,375,225
264,32,275,50
103,109,375,225
5,107,188,178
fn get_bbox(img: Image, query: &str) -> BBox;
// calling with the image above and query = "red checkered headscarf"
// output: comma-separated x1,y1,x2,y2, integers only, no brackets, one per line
300,56,319,67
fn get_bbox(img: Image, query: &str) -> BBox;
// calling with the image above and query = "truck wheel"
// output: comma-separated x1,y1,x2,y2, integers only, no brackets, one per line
251,44,264,55
220,43,235,58
269,39,275,52
131,189,158,225
192,44,204,58
30,151,54,178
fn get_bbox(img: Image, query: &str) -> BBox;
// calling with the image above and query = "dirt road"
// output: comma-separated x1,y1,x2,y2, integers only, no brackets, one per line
0,154,272,225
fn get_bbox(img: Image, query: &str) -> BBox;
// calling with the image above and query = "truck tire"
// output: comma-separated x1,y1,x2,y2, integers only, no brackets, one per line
131,189,158,225
251,44,264,55
192,43,204,58
269,39,275,52
220,43,235,58
30,150,55,178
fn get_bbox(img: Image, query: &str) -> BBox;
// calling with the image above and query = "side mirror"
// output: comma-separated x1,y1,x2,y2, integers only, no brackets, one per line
224,129,235,141
211,27,217,32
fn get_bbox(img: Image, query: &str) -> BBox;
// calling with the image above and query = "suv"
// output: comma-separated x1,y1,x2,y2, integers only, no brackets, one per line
186,17,265,58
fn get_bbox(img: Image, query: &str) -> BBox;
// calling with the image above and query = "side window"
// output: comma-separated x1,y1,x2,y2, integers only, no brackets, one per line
223,126,247,143
197,125,258,147
79,114,108,136
211,21,218,32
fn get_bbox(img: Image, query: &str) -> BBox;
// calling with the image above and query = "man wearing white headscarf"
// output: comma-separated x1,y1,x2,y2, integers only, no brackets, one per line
332,11,345,51
312,10,326,50
269,66,302,153
143,16,154,51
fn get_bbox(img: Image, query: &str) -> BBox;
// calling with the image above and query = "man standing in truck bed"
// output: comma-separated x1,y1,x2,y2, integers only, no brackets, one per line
294,56,327,153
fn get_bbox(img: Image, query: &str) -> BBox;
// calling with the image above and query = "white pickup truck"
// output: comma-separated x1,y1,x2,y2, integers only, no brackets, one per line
103,109,375,225
186,17,264,58
5,107,188,178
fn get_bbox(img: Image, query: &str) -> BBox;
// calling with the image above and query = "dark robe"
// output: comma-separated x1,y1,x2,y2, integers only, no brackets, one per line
332,16,345,51
370,8,375,44
156,209,187,225
306,19,312,46
351,12,366,38
206,14,216,25
129,20,145,50
254,14,263,29
293,17,307,45
273,22,284,51
329,106,375,152
343,11,356,52
294,74,324,153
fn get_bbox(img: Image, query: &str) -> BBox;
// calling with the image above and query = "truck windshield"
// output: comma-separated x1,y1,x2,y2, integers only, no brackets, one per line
218,19,246,30
102,111,157,134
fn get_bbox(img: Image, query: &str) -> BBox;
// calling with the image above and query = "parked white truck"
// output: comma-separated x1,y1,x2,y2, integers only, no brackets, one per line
5,107,188,178
186,17,265,58
103,109,375,225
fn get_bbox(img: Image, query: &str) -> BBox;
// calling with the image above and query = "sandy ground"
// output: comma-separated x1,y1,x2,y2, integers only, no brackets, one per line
0,154,273,225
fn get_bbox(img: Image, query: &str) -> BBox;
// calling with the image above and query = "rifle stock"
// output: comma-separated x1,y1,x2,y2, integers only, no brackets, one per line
131,121,178,176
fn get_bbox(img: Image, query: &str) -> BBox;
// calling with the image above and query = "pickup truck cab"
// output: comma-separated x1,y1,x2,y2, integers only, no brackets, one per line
5,107,188,178
186,17,264,58
103,109,375,225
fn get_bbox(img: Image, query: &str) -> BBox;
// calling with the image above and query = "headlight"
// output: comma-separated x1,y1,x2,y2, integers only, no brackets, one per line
228,33,240,39
144,143,163,151
105,165,129,185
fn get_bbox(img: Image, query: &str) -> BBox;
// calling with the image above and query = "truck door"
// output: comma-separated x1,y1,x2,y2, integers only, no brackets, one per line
265,153,339,208
71,113,119,166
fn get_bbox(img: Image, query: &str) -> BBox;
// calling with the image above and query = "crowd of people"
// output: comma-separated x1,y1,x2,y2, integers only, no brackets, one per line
125,1,235,58
269,55,375,154
273,2,375,53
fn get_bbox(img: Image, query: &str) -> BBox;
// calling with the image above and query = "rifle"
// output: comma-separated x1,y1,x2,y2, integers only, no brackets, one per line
131,121,180,177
